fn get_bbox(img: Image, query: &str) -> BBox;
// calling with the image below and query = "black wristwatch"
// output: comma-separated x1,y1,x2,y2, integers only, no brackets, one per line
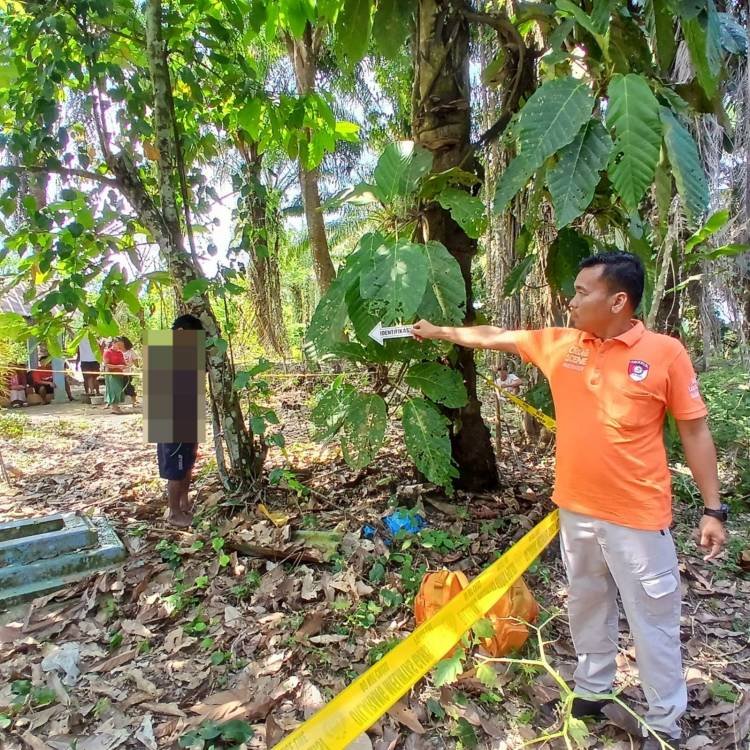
703,504,729,523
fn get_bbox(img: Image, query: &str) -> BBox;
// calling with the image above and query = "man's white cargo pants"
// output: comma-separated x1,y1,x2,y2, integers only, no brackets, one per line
559,509,686,739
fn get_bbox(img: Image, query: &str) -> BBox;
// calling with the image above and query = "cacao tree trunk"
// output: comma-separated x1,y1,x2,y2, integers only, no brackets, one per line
413,0,498,490
141,0,260,489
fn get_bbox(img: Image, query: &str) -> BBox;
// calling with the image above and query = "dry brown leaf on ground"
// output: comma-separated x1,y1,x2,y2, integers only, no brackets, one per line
387,699,425,734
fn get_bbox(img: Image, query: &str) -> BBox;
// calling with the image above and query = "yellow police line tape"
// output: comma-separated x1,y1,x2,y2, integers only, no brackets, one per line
480,373,557,433
273,510,560,750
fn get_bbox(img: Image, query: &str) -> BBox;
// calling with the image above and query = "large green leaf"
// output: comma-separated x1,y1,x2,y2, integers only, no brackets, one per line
436,187,487,239
304,232,382,359
503,254,537,297
494,78,594,212
405,363,468,409
416,241,466,325
659,107,708,226
606,74,662,210
546,229,591,298
646,0,677,71
517,77,595,160
685,208,729,252
310,376,356,441
402,398,458,492
346,282,424,363
548,119,612,228
360,238,428,323
493,155,539,214
334,0,373,65
372,0,415,58
683,1,722,98
718,12,747,55
341,392,387,468
373,141,433,200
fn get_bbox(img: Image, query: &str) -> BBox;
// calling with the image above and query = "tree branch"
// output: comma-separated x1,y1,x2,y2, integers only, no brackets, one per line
0,164,118,187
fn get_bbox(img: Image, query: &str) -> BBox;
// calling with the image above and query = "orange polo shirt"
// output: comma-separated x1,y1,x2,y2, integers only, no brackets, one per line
509,321,707,530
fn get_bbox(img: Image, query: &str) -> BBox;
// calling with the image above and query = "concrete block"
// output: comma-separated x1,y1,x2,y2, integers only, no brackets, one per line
0,516,127,609
0,513,98,566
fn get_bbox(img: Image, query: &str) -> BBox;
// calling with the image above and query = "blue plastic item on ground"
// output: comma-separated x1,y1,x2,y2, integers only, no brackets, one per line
362,524,377,540
383,509,426,536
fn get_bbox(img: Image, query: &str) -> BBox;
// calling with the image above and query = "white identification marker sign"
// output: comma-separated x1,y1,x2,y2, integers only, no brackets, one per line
368,322,414,345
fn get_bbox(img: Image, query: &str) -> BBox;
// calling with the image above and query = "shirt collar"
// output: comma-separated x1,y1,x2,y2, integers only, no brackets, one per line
581,320,645,347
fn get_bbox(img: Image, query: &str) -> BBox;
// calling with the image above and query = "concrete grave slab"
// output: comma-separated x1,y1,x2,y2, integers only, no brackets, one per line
0,513,127,608
0,513,98,566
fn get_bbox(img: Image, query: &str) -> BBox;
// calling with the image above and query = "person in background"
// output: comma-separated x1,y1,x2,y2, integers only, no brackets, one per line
31,348,55,401
76,334,102,398
156,314,204,528
8,365,28,407
103,338,127,414
120,336,139,408
494,364,526,394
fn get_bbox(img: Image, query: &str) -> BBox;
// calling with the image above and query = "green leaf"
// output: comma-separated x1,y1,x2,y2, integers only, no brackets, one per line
493,155,538,214
654,160,672,239
405,362,468,408
659,108,708,226
546,229,590,298
361,239,428,323
335,0,373,65
685,208,729,252
683,1,722,99
475,662,497,688
373,141,433,200
182,279,210,301
472,618,495,640
548,119,612,228
454,717,478,749
402,397,458,492
567,716,590,745
555,0,599,37
433,650,465,687
341,392,387,469
310,376,356,441
0,311,27,338
219,719,255,743
237,98,263,141
503,254,537,297
436,187,487,239
687,243,750,268
417,241,467,325
517,77,595,161
646,0,677,71
372,0,414,58
495,78,594,212
606,73,662,210
718,12,747,55
305,233,382,359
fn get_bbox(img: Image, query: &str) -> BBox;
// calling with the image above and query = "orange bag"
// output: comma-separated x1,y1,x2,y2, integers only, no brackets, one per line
413,569,539,658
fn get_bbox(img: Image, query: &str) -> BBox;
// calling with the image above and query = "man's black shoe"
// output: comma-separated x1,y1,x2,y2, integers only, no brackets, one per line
641,732,682,749
539,696,607,724
570,697,607,719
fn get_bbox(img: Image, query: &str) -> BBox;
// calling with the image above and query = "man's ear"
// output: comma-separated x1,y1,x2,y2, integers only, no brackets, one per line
611,291,629,314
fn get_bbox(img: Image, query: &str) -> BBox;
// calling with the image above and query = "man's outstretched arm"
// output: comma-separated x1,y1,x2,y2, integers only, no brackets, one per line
412,319,520,354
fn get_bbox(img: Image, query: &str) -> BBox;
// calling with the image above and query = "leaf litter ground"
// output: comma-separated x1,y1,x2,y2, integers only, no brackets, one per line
0,385,748,750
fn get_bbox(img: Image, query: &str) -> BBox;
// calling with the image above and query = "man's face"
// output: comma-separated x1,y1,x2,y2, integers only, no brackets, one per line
499,369,508,380
569,265,627,332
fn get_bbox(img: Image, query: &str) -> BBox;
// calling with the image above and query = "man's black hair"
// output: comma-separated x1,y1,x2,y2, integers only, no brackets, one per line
120,336,133,350
172,314,204,331
578,251,645,311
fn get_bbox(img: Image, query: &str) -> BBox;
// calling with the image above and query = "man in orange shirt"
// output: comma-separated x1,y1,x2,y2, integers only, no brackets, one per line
413,252,726,749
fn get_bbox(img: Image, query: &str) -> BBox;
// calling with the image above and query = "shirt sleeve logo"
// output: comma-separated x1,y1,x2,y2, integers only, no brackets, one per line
628,359,650,382
688,377,701,399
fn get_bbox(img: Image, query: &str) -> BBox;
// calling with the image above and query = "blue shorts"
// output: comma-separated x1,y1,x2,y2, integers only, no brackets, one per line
157,442,197,480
